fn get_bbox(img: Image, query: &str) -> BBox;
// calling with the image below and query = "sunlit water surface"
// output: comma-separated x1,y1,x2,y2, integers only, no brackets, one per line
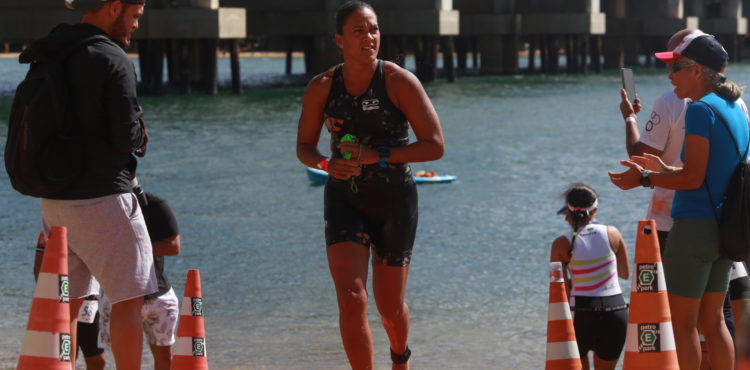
1,56,745,369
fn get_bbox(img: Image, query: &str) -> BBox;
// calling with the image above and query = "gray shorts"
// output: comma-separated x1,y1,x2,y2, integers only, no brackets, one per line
41,193,157,303
663,218,732,299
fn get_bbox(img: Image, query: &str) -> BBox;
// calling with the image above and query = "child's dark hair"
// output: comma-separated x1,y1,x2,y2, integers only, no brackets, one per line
561,183,598,255
335,1,374,35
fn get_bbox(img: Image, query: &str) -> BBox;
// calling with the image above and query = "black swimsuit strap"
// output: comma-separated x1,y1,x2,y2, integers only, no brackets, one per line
330,60,384,99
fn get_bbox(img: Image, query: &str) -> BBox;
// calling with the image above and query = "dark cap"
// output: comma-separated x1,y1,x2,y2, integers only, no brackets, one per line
654,31,729,72
65,0,145,12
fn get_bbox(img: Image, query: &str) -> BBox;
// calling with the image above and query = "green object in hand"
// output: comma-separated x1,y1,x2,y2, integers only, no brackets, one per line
340,134,357,160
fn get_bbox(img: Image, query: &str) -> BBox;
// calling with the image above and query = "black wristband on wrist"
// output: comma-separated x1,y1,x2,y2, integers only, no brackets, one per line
640,170,654,189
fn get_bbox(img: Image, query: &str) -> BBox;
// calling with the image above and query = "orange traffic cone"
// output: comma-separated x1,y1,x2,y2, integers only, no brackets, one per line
623,220,678,369
546,262,582,370
171,269,208,370
17,226,72,369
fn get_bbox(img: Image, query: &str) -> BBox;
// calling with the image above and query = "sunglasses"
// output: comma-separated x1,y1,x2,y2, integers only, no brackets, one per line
670,61,695,73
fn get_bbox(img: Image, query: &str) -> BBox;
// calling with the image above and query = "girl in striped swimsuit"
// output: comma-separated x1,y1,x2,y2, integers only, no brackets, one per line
550,183,631,370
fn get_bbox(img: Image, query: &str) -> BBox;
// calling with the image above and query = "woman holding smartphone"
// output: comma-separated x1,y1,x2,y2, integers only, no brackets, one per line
610,31,748,369
295,1,444,368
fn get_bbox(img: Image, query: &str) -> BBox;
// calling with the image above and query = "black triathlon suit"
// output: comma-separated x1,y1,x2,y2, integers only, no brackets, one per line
323,60,418,267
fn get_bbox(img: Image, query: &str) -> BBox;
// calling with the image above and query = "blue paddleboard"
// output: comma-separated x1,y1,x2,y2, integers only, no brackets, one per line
306,167,456,185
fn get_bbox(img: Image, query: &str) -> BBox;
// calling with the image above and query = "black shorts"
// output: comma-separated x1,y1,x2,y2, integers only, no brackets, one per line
573,295,628,361
324,177,418,266
77,311,104,358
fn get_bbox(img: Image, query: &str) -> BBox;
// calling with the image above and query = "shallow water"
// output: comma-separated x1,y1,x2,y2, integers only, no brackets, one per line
2,57,744,369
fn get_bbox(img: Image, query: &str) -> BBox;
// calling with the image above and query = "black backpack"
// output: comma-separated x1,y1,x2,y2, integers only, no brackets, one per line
4,34,107,198
699,100,750,261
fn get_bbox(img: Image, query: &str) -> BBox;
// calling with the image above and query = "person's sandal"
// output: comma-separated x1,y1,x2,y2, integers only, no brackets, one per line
390,346,411,364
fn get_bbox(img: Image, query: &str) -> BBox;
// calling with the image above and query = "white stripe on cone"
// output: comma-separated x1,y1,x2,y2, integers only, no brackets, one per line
20,330,67,358
547,302,572,321
656,263,667,291
173,336,207,357
546,341,581,360
180,299,197,316
34,273,64,300
625,322,676,352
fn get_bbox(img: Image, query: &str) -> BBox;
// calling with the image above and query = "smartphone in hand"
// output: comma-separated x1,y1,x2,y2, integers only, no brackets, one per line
621,68,637,105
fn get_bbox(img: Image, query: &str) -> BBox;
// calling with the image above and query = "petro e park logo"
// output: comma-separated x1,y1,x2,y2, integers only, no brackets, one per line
636,263,658,293
638,323,661,352
192,337,206,357
191,297,203,316
59,333,72,361
59,275,69,303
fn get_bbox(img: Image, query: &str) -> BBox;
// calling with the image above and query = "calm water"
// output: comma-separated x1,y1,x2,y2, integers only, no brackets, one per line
1,56,743,369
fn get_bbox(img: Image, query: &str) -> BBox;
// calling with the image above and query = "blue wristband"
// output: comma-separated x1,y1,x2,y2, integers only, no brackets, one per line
376,146,390,168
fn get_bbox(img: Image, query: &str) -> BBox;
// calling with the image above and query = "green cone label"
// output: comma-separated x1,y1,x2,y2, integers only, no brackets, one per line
59,333,71,361
59,275,69,303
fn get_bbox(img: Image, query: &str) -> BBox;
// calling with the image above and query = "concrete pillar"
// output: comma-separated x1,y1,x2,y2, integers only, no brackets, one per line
441,36,456,82
540,35,548,73
178,39,192,94
528,37,537,73
624,36,640,65
455,36,468,71
190,39,202,85
304,35,340,76
591,35,603,72
166,39,178,86
602,36,624,69
201,39,218,95
137,39,165,95
230,39,242,94
478,35,503,75
502,35,520,74
415,36,438,82
546,36,561,74
286,37,294,75
397,36,408,68
565,35,575,73
579,36,589,73
380,36,402,65
471,37,479,69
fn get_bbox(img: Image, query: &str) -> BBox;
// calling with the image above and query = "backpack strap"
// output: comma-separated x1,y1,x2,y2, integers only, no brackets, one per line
58,35,110,134
697,100,750,162
695,100,750,218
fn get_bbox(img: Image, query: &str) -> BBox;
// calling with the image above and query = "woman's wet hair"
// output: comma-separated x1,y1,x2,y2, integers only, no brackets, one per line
703,66,744,101
335,1,374,35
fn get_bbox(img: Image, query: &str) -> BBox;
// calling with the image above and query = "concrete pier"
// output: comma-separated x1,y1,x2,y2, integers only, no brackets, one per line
694,0,747,62
221,0,458,82
2,0,749,89
455,0,521,75
133,2,246,95
520,0,606,74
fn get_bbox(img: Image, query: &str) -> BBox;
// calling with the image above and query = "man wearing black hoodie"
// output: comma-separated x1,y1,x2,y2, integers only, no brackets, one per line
23,1,154,368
